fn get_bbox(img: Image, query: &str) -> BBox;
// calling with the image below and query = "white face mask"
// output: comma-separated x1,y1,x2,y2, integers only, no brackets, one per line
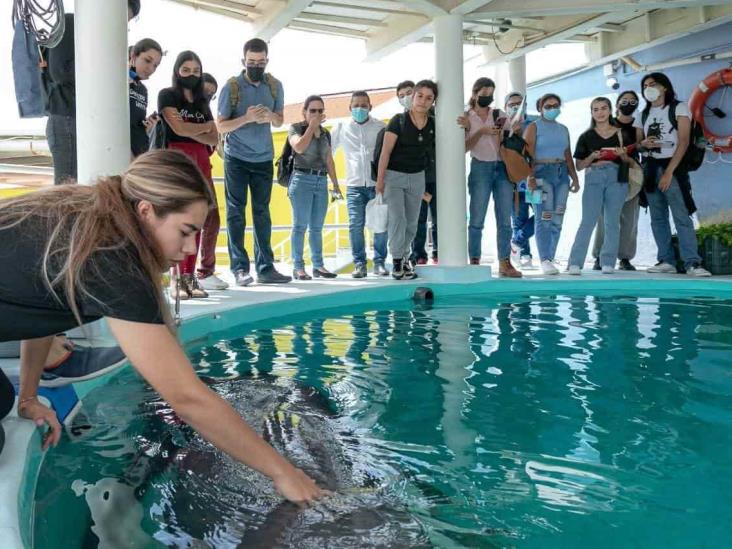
643,86,662,103
399,95,413,110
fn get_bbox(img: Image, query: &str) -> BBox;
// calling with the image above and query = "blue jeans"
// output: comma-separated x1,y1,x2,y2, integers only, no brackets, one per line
47,115,77,185
288,172,329,270
468,159,514,260
645,167,701,268
512,191,534,257
534,162,570,262
224,155,275,274
346,186,387,267
568,164,627,268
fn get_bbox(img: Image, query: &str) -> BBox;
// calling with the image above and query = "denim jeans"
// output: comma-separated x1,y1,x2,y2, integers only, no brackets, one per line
645,166,701,268
592,194,640,261
411,178,437,261
468,159,513,260
224,155,275,275
568,163,627,269
46,114,77,185
288,172,329,270
346,186,387,267
512,191,534,257
533,162,570,262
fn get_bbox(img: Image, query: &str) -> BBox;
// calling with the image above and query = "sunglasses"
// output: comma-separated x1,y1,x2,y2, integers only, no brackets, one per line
308,108,324,114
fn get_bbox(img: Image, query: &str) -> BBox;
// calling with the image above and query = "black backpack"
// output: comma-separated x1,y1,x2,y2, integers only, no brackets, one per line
275,123,331,187
371,112,407,182
641,100,706,172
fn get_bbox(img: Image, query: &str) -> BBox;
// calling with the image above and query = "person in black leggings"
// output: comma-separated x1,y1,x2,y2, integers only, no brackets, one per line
0,369,15,453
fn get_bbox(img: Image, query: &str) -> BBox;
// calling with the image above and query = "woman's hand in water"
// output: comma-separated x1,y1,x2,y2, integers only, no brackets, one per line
273,466,327,504
18,397,62,450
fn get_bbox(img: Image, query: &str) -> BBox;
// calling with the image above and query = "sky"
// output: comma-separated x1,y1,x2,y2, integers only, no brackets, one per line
1,0,586,135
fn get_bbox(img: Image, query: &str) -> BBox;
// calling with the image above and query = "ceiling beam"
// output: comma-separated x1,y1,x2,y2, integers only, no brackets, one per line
174,0,254,22
251,0,313,41
181,0,261,16
312,1,420,16
399,0,447,17
470,0,732,18
449,0,496,15
288,20,369,38
296,12,388,27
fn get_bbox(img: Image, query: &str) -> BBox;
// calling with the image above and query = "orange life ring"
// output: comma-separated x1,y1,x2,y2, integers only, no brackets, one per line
689,68,732,153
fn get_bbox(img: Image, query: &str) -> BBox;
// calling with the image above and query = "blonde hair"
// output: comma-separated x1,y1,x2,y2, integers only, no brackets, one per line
0,150,214,329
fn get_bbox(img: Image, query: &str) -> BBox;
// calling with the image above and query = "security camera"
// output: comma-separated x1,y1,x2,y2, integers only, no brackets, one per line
606,76,620,90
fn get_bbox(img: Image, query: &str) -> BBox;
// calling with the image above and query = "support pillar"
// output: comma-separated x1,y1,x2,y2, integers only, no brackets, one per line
506,55,526,96
434,14,467,267
74,0,130,184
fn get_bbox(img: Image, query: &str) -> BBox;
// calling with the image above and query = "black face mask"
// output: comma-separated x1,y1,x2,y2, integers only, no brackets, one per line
246,66,265,82
178,75,200,90
477,95,494,108
618,104,637,116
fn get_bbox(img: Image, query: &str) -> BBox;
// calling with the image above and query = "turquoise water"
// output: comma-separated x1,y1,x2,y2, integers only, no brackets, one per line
34,292,732,547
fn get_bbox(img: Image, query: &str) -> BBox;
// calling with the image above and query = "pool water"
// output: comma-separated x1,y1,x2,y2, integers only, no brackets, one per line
34,292,732,548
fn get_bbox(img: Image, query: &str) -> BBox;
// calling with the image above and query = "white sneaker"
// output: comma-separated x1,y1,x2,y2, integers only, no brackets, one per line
541,260,559,275
519,255,534,268
568,265,581,275
510,241,521,256
198,273,229,290
687,264,712,277
647,262,676,274
601,265,614,274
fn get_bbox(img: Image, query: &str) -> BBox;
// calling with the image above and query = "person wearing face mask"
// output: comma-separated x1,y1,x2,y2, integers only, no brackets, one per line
331,91,388,278
396,80,415,111
457,78,521,277
129,38,162,158
287,96,342,280
158,51,223,297
523,93,580,275
590,90,641,271
505,92,538,269
202,73,218,103
567,97,633,275
377,80,437,280
633,72,710,277
217,38,291,287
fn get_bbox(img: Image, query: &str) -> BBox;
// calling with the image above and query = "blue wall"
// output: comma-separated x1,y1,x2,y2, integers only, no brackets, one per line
529,22,732,222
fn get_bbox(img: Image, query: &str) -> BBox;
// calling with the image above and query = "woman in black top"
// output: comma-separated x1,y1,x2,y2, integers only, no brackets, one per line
567,97,633,274
129,38,163,158
591,90,642,270
158,51,221,299
376,79,437,280
0,150,323,503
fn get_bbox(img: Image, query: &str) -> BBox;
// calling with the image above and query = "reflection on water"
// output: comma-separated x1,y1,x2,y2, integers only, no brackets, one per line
34,294,732,548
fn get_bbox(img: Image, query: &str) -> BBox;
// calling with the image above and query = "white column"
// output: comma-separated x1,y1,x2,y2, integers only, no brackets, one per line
434,14,467,266
74,0,130,184
506,55,527,96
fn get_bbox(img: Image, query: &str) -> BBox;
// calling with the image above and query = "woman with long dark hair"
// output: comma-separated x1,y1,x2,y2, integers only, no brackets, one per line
633,72,710,276
0,151,325,502
287,95,342,280
159,51,227,296
567,97,632,274
129,38,163,157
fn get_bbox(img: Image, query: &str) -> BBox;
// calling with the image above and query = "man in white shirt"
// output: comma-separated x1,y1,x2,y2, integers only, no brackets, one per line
331,91,388,278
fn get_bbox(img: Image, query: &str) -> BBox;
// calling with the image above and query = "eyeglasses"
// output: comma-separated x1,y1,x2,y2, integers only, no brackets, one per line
308,108,324,114
618,100,638,106
246,62,267,68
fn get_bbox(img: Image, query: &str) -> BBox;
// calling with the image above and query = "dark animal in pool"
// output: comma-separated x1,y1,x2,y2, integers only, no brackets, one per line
125,374,432,548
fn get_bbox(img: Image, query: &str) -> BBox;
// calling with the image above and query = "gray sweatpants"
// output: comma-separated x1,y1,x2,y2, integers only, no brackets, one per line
384,169,425,261
593,193,640,261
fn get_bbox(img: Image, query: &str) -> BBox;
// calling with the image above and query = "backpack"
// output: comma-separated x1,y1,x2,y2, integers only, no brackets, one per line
370,113,407,181
217,72,282,159
275,122,331,187
641,100,706,172
500,131,532,184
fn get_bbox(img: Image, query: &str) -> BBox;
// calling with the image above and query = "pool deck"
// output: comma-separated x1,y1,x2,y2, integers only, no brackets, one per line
2,265,732,548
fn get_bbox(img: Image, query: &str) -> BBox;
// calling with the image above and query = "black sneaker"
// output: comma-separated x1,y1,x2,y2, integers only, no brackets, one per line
257,269,292,284
234,270,254,287
392,259,404,280
352,264,367,278
403,258,418,280
618,259,636,271
373,262,390,276
592,257,601,271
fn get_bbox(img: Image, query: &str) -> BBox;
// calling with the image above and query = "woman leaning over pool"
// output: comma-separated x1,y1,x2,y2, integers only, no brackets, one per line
0,150,325,503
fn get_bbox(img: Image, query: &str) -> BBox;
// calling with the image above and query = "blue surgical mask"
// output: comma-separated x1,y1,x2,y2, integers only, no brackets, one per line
543,107,561,121
129,68,139,81
507,105,520,118
351,107,369,123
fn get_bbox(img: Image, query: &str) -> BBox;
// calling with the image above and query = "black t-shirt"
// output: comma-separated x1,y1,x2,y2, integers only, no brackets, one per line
0,214,165,342
386,113,436,174
41,13,75,117
157,87,213,144
130,79,149,157
573,129,622,161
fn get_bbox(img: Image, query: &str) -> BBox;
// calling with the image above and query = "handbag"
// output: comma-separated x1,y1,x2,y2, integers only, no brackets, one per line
618,129,643,202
